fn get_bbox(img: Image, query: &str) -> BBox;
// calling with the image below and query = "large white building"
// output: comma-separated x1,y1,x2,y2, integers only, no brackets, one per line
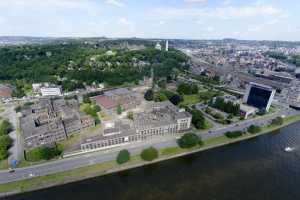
243,82,276,112
41,86,62,96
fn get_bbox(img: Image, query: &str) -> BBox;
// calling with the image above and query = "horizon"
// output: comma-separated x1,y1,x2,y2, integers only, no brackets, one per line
1,35,300,43
0,0,299,41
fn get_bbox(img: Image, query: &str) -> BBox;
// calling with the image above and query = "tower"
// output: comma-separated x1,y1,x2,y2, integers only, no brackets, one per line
166,40,169,51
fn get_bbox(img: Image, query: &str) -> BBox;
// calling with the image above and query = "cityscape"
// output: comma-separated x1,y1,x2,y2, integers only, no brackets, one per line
0,0,300,200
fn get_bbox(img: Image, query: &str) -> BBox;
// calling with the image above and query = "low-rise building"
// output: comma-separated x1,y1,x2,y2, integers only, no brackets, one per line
240,104,257,119
0,85,12,99
20,98,95,149
80,101,192,152
41,86,62,96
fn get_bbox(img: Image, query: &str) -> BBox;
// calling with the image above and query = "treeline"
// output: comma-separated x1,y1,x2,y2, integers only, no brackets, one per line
209,97,240,116
265,51,300,67
0,120,13,161
0,42,189,95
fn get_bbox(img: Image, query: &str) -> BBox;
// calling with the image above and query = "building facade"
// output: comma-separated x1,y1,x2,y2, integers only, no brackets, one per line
80,101,192,152
243,82,276,112
21,98,95,149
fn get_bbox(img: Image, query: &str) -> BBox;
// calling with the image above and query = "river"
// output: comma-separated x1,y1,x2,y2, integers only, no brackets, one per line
4,121,300,200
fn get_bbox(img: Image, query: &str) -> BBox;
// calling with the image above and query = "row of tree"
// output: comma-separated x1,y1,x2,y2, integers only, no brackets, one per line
0,120,13,161
209,97,240,116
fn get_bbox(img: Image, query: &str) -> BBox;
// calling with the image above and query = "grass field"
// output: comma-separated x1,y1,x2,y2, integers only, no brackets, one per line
180,95,200,106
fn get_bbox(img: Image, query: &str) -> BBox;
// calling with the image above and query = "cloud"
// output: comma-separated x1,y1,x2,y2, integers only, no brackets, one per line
223,0,231,6
184,0,207,3
267,19,280,25
119,17,132,25
105,0,124,7
0,0,90,8
159,20,166,25
150,4,283,20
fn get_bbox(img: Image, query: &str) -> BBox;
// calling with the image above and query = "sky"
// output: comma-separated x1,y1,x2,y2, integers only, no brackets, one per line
0,0,299,41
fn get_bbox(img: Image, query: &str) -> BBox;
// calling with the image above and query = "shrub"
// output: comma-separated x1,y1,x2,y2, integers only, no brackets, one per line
127,112,134,120
0,120,12,136
190,109,206,129
178,133,201,148
26,146,62,162
169,94,183,105
154,93,168,102
140,147,159,161
144,89,154,101
247,125,262,134
271,117,284,126
116,149,130,164
225,131,244,138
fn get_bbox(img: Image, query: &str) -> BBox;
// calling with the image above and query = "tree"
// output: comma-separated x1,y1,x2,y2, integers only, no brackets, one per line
127,112,134,120
117,104,122,115
116,149,130,164
178,133,201,148
190,109,206,129
154,92,168,102
225,131,244,138
0,120,12,136
271,117,284,126
169,94,183,105
0,135,12,160
247,125,262,134
26,146,62,162
140,147,159,161
144,89,154,101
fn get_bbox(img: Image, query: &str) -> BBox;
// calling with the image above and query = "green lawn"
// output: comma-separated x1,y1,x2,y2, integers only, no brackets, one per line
0,159,8,170
180,95,200,106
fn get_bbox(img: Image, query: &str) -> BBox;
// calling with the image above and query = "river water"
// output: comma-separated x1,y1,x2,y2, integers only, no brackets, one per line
4,122,300,200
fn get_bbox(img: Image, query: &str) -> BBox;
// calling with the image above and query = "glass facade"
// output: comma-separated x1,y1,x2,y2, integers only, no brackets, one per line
247,87,272,110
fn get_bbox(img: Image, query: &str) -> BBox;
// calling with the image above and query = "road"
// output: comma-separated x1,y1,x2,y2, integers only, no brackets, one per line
0,107,297,184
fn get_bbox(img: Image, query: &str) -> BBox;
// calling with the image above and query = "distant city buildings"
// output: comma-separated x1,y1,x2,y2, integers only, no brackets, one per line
155,42,162,51
166,40,169,51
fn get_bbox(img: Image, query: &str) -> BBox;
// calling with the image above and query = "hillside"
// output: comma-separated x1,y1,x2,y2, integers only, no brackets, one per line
0,41,189,96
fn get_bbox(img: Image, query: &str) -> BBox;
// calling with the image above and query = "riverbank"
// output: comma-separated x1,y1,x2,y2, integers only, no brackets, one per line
1,113,300,197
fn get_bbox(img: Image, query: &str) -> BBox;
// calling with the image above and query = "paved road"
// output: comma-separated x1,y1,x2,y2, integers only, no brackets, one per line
0,107,297,184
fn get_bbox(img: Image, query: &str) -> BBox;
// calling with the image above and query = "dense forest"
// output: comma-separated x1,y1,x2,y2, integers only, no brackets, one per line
0,40,189,95
265,51,300,67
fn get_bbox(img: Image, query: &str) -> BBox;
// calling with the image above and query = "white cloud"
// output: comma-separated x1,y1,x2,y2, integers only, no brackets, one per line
105,0,124,7
119,17,132,25
159,20,166,25
184,0,207,3
0,0,90,8
150,4,283,20
248,26,262,32
223,0,231,6
267,19,280,25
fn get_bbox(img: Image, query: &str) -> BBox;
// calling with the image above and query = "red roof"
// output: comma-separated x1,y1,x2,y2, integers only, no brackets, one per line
0,86,12,98
92,95,117,110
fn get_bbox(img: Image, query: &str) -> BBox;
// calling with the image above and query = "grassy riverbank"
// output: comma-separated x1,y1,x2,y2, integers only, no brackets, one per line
1,113,300,196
